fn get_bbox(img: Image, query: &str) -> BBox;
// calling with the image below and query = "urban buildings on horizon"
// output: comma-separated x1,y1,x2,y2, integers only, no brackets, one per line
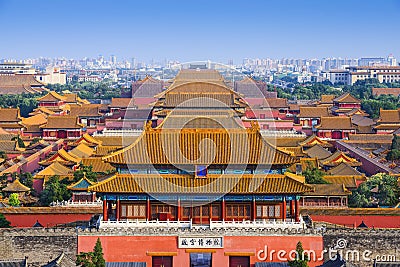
1,54,398,86
1,54,397,70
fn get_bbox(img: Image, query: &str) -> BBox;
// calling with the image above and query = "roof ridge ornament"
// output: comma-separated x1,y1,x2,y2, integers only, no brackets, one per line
249,120,260,132
144,121,153,131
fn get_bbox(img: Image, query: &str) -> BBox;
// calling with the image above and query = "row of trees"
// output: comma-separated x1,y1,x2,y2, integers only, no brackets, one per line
0,93,42,117
47,80,128,100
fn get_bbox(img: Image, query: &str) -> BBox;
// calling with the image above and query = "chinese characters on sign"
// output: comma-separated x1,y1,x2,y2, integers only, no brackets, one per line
178,237,223,248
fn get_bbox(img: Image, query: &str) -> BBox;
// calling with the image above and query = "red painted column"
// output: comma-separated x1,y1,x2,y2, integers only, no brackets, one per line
103,198,108,221
177,198,181,221
221,197,226,221
282,198,286,221
290,200,295,219
251,197,256,221
146,197,151,221
295,198,300,222
116,197,120,221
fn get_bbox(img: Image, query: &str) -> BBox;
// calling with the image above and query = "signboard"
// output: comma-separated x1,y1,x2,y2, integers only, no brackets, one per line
178,237,223,249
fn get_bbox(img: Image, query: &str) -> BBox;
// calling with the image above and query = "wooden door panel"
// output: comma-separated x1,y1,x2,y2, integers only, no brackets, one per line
229,256,249,267
152,256,172,267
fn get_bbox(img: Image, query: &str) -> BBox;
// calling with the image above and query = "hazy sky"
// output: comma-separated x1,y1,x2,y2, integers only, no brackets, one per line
1,0,399,63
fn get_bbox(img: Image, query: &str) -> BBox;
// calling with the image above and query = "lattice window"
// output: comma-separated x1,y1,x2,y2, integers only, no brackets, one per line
212,205,220,217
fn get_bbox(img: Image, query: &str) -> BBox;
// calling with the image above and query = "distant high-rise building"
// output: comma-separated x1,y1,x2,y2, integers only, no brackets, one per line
387,54,397,66
110,55,117,65
358,57,387,66
97,55,104,65
0,62,36,74
131,57,136,69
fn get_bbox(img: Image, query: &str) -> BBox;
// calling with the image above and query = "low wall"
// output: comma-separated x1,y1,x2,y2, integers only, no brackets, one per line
301,208,400,228
310,215,400,228
323,229,400,267
0,228,77,267
0,227,398,267
0,206,102,227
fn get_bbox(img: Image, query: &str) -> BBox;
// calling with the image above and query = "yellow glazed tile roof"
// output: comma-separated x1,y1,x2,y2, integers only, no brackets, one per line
2,179,30,192
81,157,115,173
103,128,298,166
35,162,74,178
69,143,94,158
38,91,66,102
88,173,312,194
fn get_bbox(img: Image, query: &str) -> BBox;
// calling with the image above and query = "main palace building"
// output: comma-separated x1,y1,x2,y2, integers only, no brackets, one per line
77,69,323,267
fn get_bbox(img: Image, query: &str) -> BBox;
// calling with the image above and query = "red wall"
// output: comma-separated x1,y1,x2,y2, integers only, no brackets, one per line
4,213,94,227
78,235,323,267
310,215,400,228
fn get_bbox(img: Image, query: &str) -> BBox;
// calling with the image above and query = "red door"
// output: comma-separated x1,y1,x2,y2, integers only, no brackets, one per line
152,256,173,267
332,131,342,139
57,130,67,138
229,256,250,267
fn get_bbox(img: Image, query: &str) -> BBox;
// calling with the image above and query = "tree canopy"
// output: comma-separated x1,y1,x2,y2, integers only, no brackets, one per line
8,193,20,207
76,238,106,267
303,167,329,184
349,173,399,207
19,172,34,192
288,241,309,267
39,176,71,206
0,213,11,228
47,80,128,100
0,93,41,117
386,135,400,161
74,164,98,183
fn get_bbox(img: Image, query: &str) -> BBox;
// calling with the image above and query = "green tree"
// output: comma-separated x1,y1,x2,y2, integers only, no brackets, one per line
39,176,71,206
303,167,329,184
348,186,370,208
378,174,399,206
391,135,400,150
92,238,106,267
349,173,399,207
288,241,309,267
0,213,11,228
19,172,34,190
74,164,97,183
11,135,25,148
29,137,42,146
386,149,400,161
76,238,105,267
76,252,95,267
8,193,20,207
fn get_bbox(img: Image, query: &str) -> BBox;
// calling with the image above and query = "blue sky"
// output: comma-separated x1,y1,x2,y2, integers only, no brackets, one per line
1,0,399,63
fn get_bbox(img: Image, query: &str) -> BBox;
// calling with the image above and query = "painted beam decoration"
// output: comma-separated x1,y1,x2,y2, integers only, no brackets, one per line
178,237,223,248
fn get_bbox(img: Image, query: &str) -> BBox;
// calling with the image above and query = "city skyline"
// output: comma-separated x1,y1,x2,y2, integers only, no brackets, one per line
1,0,399,62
